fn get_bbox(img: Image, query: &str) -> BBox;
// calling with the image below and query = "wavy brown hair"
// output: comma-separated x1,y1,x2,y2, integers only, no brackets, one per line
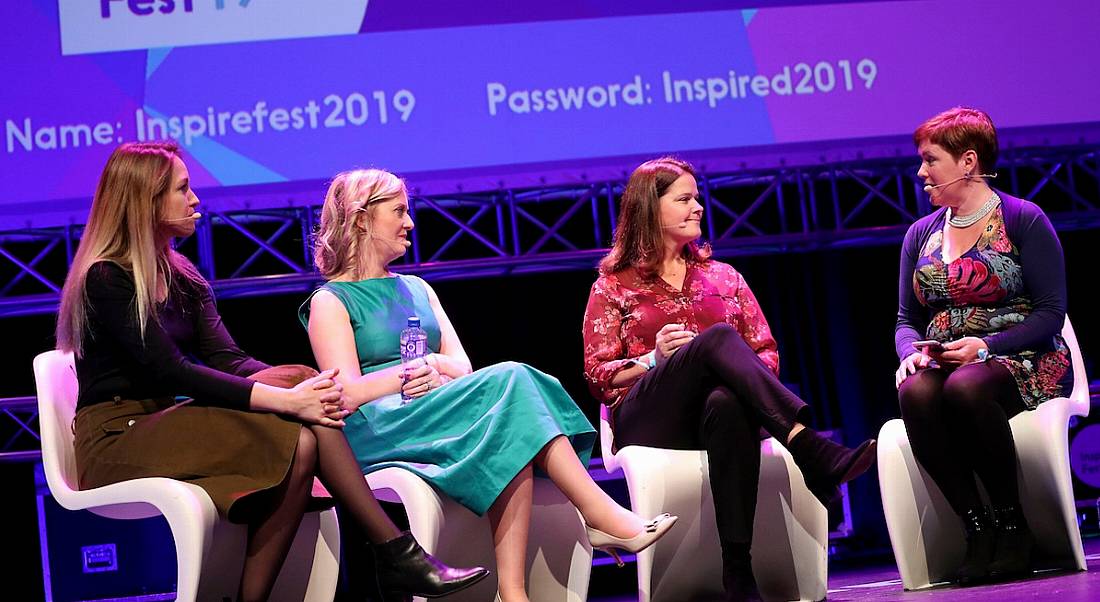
56,141,204,356
314,168,407,280
599,156,710,278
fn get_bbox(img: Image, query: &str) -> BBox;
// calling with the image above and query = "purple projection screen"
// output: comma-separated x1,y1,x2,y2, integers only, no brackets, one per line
3,0,1099,228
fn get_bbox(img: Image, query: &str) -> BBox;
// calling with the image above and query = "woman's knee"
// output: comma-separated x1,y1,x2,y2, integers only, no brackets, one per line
694,323,750,357
485,360,537,383
493,360,525,374
702,387,755,434
941,365,1000,414
698,322,736,341
898,370,946,420
251,364,319,388
703,386,742,415
294,427,318,474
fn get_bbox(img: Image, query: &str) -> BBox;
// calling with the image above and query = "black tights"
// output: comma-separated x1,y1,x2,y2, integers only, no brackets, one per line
898,361,1026,516
613,323,811,575
239,367,401,602
239,424,403,602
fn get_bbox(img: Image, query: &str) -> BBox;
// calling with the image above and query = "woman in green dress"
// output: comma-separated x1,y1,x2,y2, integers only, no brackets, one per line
300,169,677,602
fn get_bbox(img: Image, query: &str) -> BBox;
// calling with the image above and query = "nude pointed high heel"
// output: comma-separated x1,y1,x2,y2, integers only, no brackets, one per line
585,513,678,567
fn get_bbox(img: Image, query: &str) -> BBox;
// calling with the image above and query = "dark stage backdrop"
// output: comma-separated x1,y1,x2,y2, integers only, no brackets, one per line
2,230,1095,594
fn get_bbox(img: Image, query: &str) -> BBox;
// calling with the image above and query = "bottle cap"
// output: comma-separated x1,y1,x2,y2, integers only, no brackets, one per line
407,316,420,327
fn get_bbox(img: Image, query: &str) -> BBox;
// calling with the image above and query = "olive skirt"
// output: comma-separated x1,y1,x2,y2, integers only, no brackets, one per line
73,365,330,523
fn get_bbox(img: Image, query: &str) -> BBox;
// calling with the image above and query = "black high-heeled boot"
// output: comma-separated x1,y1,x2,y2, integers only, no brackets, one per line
956,507,995,585
988,505,1033,580
372,532,490,599
722,545,762,602
787,428,877,506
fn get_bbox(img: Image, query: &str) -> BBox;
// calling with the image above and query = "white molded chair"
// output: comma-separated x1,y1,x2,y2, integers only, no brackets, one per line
878,317,1090,590
599,406,829,602
33,350,341,602
367,467,593,602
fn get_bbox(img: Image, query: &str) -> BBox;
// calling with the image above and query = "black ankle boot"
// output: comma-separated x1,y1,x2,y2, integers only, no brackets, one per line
988,505,1033,580
956,507,995,585
722,545,762,602
787,428,877,506
372,532,489,599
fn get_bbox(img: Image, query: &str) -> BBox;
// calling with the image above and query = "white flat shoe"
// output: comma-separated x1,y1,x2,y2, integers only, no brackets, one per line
585,513,678,567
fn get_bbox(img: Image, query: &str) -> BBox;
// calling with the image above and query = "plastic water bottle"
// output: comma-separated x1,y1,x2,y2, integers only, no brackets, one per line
399,316,428,403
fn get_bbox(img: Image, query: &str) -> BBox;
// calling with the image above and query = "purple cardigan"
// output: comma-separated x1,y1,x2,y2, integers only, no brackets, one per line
894,191,1067,360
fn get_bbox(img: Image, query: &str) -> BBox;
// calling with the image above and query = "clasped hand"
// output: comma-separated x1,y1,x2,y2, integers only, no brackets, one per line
895,336,989,388
655,323,696,365
289,368,350,427
401,355,443,399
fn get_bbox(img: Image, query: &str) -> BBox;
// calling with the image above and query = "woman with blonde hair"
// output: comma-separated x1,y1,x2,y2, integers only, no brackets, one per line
58,142,486,601
582,156,876,601
300,168,677,602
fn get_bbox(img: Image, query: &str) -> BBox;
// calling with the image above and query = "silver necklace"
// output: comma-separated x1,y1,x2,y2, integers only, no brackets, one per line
947,192,1001,228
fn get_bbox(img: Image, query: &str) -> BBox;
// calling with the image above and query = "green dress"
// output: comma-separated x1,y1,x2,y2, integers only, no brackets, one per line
299,274,595,515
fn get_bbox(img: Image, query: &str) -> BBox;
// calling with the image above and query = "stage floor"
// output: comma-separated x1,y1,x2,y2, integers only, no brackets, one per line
592,536,1100,601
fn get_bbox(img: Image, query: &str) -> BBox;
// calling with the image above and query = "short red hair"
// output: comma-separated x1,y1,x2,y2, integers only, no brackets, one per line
913,107,999,174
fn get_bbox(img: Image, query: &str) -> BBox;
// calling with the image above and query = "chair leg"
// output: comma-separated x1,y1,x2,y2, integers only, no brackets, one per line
754,439,828,602
527,479,592,602
270,509,342,602
307,508,342,600
159,491,231,602
878,418,965,590
621,448,723,602
1010,400,1086,571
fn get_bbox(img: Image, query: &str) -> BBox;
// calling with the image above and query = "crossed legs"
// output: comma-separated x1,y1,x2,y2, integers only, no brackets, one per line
238,424,403,602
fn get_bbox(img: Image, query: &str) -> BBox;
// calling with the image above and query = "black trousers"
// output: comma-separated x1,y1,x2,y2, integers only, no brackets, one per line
612,323,812,563
898,360,1027,515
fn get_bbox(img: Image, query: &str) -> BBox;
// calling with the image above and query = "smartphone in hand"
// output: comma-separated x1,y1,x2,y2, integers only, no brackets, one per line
912,339,944,351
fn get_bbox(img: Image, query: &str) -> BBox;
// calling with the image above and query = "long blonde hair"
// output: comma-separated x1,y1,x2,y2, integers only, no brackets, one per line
314,168,407,280
56,142,204,356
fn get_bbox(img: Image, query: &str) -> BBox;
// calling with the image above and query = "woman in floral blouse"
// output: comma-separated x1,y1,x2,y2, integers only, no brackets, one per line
895,107,1072,585
582,156,876,602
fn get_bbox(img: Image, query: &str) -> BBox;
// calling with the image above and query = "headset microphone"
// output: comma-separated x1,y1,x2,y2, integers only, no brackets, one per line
661,219,701,229
923,173,997,193
164,212,203,223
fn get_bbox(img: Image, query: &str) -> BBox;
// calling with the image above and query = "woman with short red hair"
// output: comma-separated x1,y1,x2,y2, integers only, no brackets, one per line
895,107,1073,584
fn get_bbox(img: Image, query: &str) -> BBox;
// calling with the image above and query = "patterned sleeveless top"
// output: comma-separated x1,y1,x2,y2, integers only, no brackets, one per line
913,205,1070,408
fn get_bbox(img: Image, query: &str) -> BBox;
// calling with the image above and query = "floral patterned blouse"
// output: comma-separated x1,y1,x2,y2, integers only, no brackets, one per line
582,260,779,408
907,200,1071,408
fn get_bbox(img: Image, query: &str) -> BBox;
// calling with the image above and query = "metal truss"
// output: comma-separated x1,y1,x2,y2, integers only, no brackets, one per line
0,397,39,463
2,144,1100,461
0,143,1095,321
1,144,1098,319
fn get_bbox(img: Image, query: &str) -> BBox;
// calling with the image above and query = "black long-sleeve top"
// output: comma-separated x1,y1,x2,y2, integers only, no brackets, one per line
75,261,269,411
